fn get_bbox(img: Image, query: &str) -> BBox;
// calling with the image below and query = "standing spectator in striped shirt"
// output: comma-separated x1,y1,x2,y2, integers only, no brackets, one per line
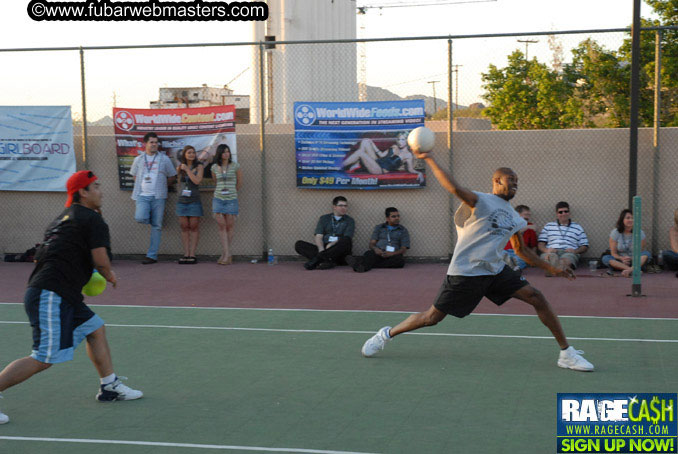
538,202,589,275
211,144,241,265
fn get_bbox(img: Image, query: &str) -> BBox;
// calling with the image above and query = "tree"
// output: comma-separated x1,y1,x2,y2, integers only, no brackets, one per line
481,50,574,130
563,39,644,128
480,0,677,129
618,0,678,126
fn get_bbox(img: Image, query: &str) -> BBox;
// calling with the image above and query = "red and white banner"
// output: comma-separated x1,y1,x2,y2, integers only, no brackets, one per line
114,105,237,190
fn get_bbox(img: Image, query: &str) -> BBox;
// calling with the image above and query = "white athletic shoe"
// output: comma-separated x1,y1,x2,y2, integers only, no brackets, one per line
558,346,594,372
361,326,392,357
96,377,144,402
0,394,8,424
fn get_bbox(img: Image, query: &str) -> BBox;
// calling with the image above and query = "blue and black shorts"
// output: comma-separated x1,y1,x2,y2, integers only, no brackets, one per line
24,287,105,364
433,265,529,318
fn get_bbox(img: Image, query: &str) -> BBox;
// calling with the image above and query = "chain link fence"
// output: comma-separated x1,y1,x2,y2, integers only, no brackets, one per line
2,27,677,262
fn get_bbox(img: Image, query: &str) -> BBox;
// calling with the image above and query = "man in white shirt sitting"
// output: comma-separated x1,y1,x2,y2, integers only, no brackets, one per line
538,201,589,275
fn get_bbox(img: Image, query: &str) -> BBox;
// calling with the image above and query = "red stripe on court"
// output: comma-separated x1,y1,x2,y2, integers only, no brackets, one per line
2,261,676,318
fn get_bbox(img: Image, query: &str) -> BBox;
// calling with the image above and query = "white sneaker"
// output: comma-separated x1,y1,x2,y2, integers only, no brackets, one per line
0,394,8,424
96,376,144,401
558,346,594,372
361,326,392,357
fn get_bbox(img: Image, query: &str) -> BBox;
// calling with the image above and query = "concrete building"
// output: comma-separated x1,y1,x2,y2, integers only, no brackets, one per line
150,84,250,123
250,0,357,124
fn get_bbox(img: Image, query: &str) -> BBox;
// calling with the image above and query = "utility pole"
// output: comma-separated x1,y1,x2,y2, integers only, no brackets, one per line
517,39,538,60
452,65,463,111
428,80,439,116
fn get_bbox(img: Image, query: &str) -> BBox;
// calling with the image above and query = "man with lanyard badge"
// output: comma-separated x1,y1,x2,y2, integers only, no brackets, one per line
538,201,589,275
294,196,355,270
346,207,410,273
129,132,177,264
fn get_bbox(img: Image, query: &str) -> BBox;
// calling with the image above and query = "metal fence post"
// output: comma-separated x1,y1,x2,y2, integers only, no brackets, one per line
79,46,89,168
627,0,642,209
259,42,268,259
651,30,662,256
447,38,455,258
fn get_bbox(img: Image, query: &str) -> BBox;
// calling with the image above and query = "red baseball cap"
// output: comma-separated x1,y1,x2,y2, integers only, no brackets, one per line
65,170,98,207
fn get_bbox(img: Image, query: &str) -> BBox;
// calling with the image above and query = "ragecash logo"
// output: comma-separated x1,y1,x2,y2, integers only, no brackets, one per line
294,104,317,126
557,393,677,453
114,110,135,131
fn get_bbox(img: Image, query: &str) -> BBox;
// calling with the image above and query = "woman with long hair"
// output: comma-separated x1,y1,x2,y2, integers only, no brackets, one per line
211,144,242,265
176,145,204,264
601,209,652,277
341,132,424,183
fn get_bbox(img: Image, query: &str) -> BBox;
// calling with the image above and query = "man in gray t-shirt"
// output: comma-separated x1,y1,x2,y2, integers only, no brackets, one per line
361,153,594,372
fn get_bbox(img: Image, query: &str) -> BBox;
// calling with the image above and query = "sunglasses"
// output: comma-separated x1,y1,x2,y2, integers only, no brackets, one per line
558,210,570,214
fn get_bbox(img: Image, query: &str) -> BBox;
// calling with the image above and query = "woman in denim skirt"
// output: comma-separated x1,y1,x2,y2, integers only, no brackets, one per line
212,144,241,265
176,146,204,264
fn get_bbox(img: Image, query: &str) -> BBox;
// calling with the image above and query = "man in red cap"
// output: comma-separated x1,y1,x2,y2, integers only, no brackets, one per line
0,171,142,425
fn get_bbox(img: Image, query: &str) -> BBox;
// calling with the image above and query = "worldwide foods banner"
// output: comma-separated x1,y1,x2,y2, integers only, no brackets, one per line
0,106,76,192
294,100,426,190
113,105,237,190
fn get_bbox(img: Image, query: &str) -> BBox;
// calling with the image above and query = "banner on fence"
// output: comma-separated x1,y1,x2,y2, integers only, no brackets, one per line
113,105,237,190
0,106,76,192
294,100,426,190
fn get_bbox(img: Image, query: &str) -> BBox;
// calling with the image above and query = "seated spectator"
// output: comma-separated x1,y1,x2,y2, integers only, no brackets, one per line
294,196,354,270
346,207,410,273
538,201,589,275
601,209,652,277
662,208,678,277
504,204,537,270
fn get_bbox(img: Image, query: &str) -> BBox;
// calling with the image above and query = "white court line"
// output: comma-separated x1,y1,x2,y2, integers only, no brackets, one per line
1,301,677,321
1,320,676,343
0,436,380,454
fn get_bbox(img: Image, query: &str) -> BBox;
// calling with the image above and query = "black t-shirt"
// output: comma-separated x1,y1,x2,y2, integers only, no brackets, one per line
28,204,111,303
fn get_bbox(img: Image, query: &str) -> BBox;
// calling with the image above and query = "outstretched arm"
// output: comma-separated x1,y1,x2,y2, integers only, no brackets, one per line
512,233,574,280
416,153,478,207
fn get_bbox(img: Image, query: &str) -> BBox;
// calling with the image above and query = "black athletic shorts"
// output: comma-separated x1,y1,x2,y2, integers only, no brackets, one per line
433,265,529,318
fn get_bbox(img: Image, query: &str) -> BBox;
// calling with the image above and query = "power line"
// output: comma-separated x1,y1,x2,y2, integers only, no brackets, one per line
358,0,497,11
384,72,447,88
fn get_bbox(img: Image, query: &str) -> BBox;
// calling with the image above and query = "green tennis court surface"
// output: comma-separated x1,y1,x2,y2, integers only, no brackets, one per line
0,304,676,454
